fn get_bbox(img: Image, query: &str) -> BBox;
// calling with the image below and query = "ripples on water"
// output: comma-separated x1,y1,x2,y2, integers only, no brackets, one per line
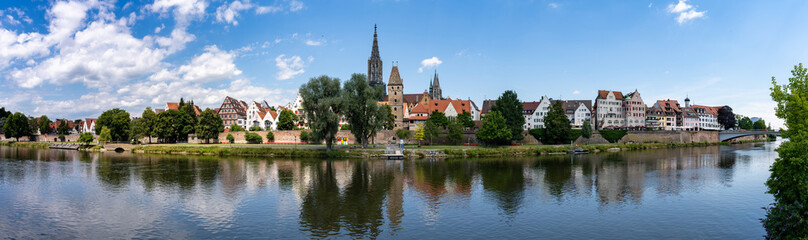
0,142,779,239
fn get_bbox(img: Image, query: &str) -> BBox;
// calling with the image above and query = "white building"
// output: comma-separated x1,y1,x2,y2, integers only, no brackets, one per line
692,105,722,130
81,118,97,134
246,101,279,130
594,90,625,129
563,100,592,129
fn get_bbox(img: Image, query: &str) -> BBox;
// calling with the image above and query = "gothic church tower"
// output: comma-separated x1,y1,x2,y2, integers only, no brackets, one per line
368,25,385,94
429,70,442,100
388,66,404,129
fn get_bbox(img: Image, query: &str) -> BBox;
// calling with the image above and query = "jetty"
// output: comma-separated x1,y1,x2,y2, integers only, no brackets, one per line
49,143,80,150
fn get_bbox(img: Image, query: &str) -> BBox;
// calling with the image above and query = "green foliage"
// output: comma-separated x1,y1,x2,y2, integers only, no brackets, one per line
343,73,385,146
196,108,224,143
0,107,10,119
581,119,593,139
99,126,111,142
423,120,441,144
153,110,194,143
229,123,244,132
249,126,263,131
528,128,544,142
139,108,156,143
476,111,512,145
266,131,275,142
457,111,475,128
226,133,235,143
761,202,808,239
78,132,94,144
245,132,263,144
299,130,310,143
38,115,51,134
739,117,753,130
57,120,70,135
568,129,582,142
414,123,425,142
754,119,767,130
599,129,627,143
490,90,525,141
446,118,463,144
3,112,32,141
717,106,736,130
300,75,343,150
396,129,411,140
277,109,298,130
129,118,148,142
428,110,449,127
58,134,65,142
340,124,351,130
95,108,130,141
543,101,571,144
179,103,197,134
382,105,395,130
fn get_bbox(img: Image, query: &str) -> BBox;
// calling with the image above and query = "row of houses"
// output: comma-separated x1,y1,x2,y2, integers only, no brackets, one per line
479,89,725,131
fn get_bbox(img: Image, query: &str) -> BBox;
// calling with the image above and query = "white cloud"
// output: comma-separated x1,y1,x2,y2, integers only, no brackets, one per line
177,45,242,82
255,6,282,14
275,54,305,80
289,0,304,12
667,0,705,24
573,90,581,95
215,0,252,26
154,24,165,33
418,57,443,73
305,40,323,46
147,0,207,28
548,3,559,8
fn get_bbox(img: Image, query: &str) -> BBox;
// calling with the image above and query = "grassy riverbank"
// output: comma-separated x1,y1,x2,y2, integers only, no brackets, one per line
132,145,383,158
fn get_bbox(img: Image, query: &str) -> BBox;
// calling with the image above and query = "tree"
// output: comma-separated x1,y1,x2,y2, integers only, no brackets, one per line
717,106,736,130
99,126,112,142
490,90,525,141
475,111,512,145
229,123,244,132
763,63,808,238
543,101,572,144
141,107,157,143
78,132,93,145
0,107,10,119
196,108,225,144
57,120,70,135
3,112,31,141
245,132,263,144
428,111,449,128
153,110,194,143
277,109,298,130
414,123,425,143
130,118,147,143
382,105,395,130
423,119,441,145
457,112,475,129
581,119,593,139
396,129,411,141
738,117,753,130
342,73,386,147
249,126,263,131
446,118,463,144
599,129,627,143
96,108,130,142
300,130,310,143
266,131,275,142
38,115,51,135
300,75,343,150
226,133,235,144
27,117,38,140
753,119,767,130
340,124,351,130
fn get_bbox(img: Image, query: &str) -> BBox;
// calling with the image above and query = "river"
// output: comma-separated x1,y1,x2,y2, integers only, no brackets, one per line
0,141,779,239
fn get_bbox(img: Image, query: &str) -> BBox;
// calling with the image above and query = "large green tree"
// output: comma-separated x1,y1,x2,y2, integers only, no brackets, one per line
141,107,157,143
153,110,194,143
277,109,298,130
581,119,593,139
95,108,131,141
129,118,147,143
717,106,736,130
57,120,70,135
423,119,441,145
490,90,525,140
446,118,464,144
300,75,344,150
457,111,475,129
738,117,753,130
475,111,512,145
179,102,198,134
3,112,31,141
764,63,808,238
753,119,767,130
38,115,51,135
542,101,572,144
342,73,384,147
196,108,225,143
428,111,449,128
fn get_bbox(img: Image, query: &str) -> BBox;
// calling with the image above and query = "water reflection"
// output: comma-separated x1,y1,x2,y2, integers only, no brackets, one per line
0,143,776,239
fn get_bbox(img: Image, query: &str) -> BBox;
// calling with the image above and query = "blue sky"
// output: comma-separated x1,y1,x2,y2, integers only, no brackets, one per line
1,0,806,128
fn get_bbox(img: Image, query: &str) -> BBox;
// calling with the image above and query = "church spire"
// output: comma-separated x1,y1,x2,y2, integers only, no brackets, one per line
368,24,384,94
370,24,380,60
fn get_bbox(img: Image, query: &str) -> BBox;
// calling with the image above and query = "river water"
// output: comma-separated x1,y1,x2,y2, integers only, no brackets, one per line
0,141,779,239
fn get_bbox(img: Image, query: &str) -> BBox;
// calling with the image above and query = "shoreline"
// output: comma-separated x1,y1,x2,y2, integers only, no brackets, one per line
0,139,774,159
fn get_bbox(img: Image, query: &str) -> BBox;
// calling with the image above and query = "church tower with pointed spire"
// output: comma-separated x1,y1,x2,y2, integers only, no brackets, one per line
368,25,385,94
429,70,442,100
388,65,404,129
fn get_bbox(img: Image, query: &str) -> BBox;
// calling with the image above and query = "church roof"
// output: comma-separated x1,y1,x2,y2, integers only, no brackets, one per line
370,24,380,61
432,71,440,87
388,66,403,85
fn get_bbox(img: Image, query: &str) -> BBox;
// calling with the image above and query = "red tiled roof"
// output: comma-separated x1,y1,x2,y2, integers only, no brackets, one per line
166,102,179,111
521,101,540,115
597,90,624,100
409,116,429,121
410,98,472,115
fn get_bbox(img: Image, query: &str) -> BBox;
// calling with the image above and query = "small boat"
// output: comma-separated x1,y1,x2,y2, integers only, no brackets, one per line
569,147,589,154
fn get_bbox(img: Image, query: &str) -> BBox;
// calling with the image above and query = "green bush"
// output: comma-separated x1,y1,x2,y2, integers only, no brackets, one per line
568,129,581,142
266,131,275,142
78,132,94,144
249,126,263,131
245,132,262,144
300,131,309,143
226,133,235,144
528,128,544,142
761,202,808,239
340,124,351,130
58,134,66,142
599,129,627,143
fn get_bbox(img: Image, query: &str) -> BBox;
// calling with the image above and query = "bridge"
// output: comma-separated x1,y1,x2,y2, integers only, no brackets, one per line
103,143,137,152
719,130,781,142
